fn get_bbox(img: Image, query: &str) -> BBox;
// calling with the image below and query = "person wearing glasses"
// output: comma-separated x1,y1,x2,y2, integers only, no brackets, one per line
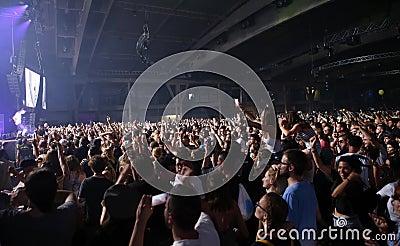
335,134,349,156
253,193,300,246
279,149,318,246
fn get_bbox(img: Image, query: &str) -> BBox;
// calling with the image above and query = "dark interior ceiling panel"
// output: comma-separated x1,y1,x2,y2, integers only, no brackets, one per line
7,0,397,83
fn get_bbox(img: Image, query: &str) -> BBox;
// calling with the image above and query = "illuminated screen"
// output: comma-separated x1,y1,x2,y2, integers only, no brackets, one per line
42,76,46,109
25,68,40,108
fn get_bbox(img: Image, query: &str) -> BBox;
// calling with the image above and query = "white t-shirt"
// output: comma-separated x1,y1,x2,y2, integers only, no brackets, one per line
172,239,200,246
377,181,400,222
172,175,205,195
195,212,220,246
235,137,247,153
171,212,220,246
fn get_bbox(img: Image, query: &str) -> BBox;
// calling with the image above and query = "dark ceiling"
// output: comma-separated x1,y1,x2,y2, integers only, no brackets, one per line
3,0,400,84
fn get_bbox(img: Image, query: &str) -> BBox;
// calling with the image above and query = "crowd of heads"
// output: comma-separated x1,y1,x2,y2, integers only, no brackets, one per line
0,108,400,245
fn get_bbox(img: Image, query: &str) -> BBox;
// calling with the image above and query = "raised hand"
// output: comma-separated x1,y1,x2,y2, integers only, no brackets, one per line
136,195,154,223
310,136,317,148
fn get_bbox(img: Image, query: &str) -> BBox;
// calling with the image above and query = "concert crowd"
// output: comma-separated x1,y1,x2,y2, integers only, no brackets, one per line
0,109,400,246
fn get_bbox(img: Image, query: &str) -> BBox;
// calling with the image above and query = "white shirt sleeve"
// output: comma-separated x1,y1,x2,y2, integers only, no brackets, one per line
377,182,395,197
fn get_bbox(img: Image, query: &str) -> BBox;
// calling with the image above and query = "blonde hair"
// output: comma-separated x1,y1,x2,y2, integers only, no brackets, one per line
267,166,279,180
152,147,163,159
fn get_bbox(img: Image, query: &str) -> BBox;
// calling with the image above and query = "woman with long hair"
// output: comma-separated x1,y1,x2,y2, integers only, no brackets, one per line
63,155,86,194
253,193,299,246
279,111,320,182
279,111,321,153
207,184,249,246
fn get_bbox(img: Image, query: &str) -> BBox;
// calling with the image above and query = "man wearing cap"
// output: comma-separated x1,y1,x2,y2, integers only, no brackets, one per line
8,159,37,189
16,138,35,166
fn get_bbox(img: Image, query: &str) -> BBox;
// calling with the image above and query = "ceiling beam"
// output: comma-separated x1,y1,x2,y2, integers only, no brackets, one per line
192,0,274,49
88,0,115,65
53,0,58,61
206,0,333,52
151,0,186,40
115,1,219,21
71,0,92,75
101,30,196,43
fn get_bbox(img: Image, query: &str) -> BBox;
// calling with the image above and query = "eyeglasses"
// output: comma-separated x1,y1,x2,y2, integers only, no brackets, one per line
338,140,345,143
255,202,267,213
280,161,291,166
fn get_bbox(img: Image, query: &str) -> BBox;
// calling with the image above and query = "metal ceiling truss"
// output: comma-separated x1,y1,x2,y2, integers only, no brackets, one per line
115,1,219,21
312,51,400,74
367,69,400,77
261,26,399,80
324,18,390,45
91,70,146,77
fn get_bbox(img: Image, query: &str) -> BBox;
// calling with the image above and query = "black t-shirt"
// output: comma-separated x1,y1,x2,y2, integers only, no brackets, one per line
17,143,35,162
332,179,363,216
81,159,93,177
74,146,89,162
252,238,301,246
0,201,77,246
91,220,135,246
79,176,113,225
126,181,171,246
314,168,341,221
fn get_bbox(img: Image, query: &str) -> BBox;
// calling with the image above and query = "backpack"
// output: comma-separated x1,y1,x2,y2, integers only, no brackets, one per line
18,144,35,163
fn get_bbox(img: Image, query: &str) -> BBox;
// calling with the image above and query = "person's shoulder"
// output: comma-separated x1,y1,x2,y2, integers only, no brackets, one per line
300,180,314,187
57,201,78,211
251,239,276,246
381,181,397,190
287,181,306,190
301,181,317,192
172,239,201,246
0,208,27,220
289,181,316,196
195,212,213,229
